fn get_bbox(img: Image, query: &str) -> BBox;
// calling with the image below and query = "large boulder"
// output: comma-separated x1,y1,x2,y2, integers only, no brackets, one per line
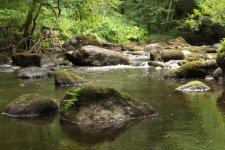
17,67,53,79
176,81,210,92
65,45,129,66
55,70,88,86
60,86,157,132
3,94,59,117
12,53,54,67
165,60,218,78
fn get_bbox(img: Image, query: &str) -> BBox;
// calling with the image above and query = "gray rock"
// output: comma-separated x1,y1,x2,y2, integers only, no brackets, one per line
66,45,129,66
3,93,59,117
160,50,185,62
17,67,53,79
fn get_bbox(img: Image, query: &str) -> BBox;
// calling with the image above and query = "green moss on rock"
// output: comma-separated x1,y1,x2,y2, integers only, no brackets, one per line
3,93,59,117
60,86,157,131
160,50,185,62
176,81,210,92
55,70,88,86
165,60,218,78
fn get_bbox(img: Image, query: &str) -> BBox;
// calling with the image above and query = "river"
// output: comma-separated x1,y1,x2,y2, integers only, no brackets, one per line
1,53,225,150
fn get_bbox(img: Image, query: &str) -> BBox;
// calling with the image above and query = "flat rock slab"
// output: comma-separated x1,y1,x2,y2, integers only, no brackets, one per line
17,67,53,79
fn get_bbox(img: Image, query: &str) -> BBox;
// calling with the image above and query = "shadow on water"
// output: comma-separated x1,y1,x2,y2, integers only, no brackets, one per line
59,117,155,146
217,90,225,115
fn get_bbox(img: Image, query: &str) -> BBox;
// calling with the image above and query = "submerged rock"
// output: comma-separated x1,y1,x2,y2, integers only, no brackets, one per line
65,45,129,66
60,86,157,132
17,67,53,79
55,70,88,86
3,94,59,117
176,81,210,92
12,53,54,67
165,60,218,78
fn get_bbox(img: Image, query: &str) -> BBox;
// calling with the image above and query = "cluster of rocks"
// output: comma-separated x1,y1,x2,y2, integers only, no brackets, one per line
3,86,157,132
1,34,224,134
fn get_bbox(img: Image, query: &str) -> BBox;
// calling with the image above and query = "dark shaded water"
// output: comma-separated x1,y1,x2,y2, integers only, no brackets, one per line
1,67,225,150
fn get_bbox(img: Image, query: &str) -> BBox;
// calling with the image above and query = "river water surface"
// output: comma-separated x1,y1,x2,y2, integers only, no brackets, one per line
1,57,225,150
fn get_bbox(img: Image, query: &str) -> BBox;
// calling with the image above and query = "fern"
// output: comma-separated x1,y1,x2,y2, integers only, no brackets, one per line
64,88,81,109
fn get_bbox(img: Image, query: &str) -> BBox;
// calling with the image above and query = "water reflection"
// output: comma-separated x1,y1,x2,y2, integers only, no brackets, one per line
60,118,153,146
4,113,58,126
217,91,225,114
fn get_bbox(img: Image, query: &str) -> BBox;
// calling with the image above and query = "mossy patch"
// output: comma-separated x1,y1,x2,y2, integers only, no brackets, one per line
185,81,207,87
124,45,143,51
3,93,59,117
127,51,143,55
166,60,218,78
55,70,87,86
176,81,210,92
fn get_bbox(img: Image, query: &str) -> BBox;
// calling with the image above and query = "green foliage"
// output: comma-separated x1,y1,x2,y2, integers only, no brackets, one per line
217,39,225,53
64,88,81,109
186,0,225,30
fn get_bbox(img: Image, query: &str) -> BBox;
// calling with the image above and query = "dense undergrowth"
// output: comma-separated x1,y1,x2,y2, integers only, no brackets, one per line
0,0,225,53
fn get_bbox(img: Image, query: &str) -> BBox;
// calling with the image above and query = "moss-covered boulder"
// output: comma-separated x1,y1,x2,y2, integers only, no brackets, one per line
55,70,88,86
176,81,210,92
60,86,157,132
66,45,129,66
160,50,185,62
165,60,218,78
3,94,59,117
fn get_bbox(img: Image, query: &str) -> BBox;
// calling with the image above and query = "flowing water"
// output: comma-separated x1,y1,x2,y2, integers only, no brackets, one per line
1,53,225,150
